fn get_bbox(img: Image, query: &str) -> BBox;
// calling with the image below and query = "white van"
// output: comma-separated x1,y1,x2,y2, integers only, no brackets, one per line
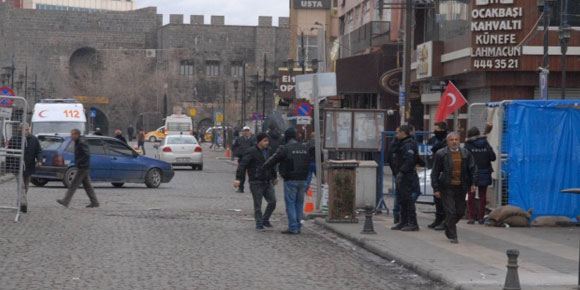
32,99,86,135
164,114,193,136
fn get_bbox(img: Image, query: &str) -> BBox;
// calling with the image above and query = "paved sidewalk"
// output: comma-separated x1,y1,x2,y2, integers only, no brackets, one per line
316,210,579,290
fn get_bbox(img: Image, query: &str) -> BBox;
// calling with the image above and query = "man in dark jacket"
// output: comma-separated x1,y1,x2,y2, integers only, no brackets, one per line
115,130,128,144
234,133,277,231
232,126,256,193
7,124,43,213
264,128,313,234
427,121,448,230
391,125,420,231
431,132,477,244
266,124,282,154
127,125,135,142
57,129,99,208
464,127,496,224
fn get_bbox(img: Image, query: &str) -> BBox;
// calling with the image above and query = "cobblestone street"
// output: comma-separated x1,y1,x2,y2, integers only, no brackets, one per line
0,144,446,290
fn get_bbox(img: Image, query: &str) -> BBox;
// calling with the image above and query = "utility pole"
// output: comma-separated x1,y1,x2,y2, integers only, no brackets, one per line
242,62,246,127
255,73,259,133
540,0,551,100
262,54,267,122
560,0,570,100
401,0,413,125
222,85,226,148
301,31,306,74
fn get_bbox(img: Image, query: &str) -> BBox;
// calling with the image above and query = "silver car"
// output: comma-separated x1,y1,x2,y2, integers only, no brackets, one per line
155,135,203,170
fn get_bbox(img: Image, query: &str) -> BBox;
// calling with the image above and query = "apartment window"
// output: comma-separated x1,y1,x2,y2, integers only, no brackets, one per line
347,12,353,33
206,61,220,76
231,62,243,77
542,1,580,27
296,36,318,68
180,60,194,76
363,1,371,24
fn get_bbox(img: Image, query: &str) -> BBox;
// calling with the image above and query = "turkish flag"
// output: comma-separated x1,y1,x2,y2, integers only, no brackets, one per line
434,81,467,122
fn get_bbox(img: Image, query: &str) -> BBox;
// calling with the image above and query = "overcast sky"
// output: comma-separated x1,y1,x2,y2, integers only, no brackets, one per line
137,0,289,26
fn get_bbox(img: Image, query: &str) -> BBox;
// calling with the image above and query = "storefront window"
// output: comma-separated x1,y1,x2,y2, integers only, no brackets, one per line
438,0,470,40
543,1,580,27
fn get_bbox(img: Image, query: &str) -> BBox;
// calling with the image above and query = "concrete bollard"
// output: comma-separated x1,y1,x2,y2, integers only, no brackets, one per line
503,249,522,290
361,207,376,234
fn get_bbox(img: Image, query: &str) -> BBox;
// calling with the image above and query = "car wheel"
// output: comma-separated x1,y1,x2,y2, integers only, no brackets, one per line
112,182,125,188
31,178,49,187
63,167,77,188
149,136,157,143
145,168,162,188
191,165,196,170
198,164,203,171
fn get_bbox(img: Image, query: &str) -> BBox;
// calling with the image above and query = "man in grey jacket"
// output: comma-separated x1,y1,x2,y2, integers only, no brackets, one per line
431,132,477,244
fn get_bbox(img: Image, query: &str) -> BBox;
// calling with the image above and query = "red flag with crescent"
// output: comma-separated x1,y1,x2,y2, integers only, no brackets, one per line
435,81,467,122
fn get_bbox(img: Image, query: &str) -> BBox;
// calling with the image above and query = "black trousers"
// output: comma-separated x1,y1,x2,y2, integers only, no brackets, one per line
396,173,417,225
249,182,277,227
441,185,467,240
238,160,246,191
434,196,446,222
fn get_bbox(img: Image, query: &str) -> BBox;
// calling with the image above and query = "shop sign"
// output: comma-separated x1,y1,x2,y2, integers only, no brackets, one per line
278,70,297,99
471,0,523,70
416,41,433,79
293,0,331,9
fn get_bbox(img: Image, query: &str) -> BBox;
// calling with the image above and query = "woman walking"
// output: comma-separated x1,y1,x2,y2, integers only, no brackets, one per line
464,127,496,224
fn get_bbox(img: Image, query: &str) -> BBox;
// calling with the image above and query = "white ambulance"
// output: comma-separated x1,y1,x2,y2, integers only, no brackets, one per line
164,114,193,136
32,99,87,135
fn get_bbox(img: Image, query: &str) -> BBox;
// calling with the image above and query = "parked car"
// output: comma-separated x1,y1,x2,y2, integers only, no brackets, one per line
155,135,203,170
31,135,175,188
145,126,166,142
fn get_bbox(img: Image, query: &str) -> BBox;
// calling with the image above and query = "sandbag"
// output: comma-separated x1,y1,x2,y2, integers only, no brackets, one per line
502,216,530,227
531,216,572,227
487,205,532,227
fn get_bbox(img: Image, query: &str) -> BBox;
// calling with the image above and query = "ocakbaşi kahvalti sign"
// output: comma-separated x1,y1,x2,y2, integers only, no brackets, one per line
471,0,523,70
294,0,331,9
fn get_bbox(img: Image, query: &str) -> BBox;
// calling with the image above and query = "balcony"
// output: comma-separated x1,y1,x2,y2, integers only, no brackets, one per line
339,21,391,57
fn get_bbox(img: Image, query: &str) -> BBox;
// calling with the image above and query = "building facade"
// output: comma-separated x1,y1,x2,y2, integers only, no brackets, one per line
23,0,135,11
0,2,289,135
411,0,580,134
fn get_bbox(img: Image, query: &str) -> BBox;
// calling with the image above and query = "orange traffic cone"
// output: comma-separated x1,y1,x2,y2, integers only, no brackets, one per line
304,188,314,213
225,146,231,158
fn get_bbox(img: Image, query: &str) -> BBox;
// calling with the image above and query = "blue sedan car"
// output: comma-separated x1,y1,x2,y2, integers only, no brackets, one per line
31,135,174,188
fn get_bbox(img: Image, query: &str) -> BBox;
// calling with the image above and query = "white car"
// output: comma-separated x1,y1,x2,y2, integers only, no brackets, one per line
155,135,203,170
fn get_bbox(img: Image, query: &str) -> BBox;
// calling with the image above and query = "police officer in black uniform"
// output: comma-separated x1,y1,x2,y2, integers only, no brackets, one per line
264,128,313,234
391,125,420,232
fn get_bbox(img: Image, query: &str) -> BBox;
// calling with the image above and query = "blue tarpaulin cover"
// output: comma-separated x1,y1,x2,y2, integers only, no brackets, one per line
506,100,580,218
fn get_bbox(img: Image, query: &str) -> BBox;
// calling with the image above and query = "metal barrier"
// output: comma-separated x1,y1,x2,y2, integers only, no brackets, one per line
467,101,511,208
0,96,28,222
376,131,434,213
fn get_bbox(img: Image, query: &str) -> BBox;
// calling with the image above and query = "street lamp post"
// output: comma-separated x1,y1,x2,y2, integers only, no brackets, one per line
233,80,239,124
559,24,571,100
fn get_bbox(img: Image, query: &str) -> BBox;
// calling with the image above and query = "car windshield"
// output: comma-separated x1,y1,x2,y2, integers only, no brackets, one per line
167,123,190,132
167,136,197,145
33,122,85,135
38,136,65,150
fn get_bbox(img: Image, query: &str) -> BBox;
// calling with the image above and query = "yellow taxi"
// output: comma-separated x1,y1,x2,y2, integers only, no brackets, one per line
145,126,166,142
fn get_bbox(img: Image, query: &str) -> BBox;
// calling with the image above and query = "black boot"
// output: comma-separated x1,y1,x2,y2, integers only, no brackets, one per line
402,215,419,231
20,204,27,213
428,217,443,229
391,215,408,231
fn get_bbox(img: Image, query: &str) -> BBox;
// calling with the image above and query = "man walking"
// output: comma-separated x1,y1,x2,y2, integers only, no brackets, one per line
114,130,128,144
264,128,313,234
7,124,42,213
137,128,146,155
232,126,256,193
391,125,420,231
127,124,135,142
57,129,99,208
234,133,277,231
427,122,449,230
431,132,477,243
